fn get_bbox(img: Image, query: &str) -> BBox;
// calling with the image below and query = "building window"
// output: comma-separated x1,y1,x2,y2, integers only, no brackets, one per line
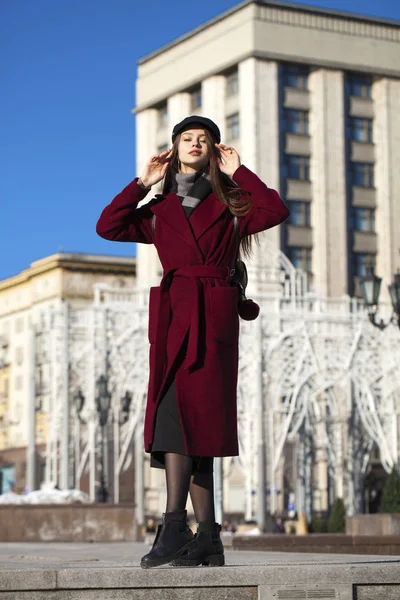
190,87,202,111
15,347,23,366
283,155,310,181
347,74,372,99
226,113,239,140
350,207,375,232
226,71,239,96
287,247,312,273
350,162,374,188
353,253,376,277
283,65,308,91
283,109,309,135
287,201,311,227
157,104,168,128
348,118,373,143
15,375,23,391
14,317,24,334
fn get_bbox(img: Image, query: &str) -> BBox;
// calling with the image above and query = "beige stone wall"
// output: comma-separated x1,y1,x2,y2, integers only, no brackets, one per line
373,78,400,302
135,109,163,289
309,69,348,297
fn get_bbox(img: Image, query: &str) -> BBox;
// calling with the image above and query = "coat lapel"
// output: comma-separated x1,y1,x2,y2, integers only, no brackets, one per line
151,191,229,251
151,193,199,252
189,192,228,241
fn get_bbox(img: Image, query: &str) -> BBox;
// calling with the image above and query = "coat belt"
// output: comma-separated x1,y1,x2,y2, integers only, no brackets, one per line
156,266,230,377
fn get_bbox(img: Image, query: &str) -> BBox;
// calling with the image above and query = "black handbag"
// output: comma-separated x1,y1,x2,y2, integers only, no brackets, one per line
229,216,260,321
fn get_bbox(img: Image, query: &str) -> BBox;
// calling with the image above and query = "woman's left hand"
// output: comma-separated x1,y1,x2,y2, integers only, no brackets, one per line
216,144,241,178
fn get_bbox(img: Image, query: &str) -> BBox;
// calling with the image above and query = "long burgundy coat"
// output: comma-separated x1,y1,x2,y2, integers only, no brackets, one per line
96,165,289,457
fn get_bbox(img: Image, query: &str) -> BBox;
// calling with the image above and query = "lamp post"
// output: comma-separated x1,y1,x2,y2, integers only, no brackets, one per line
74,386,133,503
360,267,400,330
73,389,85,422
95,375,111,503
120,391,132,424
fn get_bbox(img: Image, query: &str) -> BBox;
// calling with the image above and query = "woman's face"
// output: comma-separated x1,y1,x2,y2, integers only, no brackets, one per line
177,128,210,173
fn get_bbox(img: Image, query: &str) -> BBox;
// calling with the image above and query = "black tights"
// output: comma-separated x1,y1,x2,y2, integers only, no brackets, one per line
164,453,215,523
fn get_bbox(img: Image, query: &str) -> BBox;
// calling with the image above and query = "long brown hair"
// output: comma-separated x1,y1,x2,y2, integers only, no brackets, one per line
162,129,256,258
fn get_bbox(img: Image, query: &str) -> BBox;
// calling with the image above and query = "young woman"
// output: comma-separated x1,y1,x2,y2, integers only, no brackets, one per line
96,116,289,569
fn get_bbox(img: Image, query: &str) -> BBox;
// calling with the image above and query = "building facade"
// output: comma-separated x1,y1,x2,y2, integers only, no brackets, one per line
0,253,136,493
134,0,400,301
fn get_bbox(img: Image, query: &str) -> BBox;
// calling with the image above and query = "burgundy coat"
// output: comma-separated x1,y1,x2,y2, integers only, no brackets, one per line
96,165,289,457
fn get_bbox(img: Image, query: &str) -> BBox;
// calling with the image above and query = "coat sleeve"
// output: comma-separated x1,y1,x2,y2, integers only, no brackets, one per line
232,165,290,237
96,179,158,244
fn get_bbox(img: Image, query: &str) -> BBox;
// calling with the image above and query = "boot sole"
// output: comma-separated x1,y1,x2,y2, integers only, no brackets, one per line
171,554,225,567
140,540,194,569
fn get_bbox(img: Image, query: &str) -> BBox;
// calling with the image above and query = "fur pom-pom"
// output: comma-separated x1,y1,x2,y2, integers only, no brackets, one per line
238,299,260,321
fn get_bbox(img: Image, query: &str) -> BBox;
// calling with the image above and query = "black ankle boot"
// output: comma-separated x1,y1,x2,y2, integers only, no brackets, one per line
140,510,194,569
170,521,225,567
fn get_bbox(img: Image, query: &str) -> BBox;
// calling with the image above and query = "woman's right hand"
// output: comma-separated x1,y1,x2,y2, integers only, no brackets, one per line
139,149,173,188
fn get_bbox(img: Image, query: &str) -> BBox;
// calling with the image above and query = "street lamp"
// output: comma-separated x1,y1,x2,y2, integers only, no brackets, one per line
120,390,132,423
73,389,86,423
360,267,400,330
95,375,111,503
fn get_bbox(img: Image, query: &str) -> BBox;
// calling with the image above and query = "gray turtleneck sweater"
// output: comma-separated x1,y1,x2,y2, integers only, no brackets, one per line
174,171,202,218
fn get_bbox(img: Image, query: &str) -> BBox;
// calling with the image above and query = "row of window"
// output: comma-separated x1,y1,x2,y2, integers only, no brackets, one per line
157,65,373,127
283,109,373,144
287,201,375,233
281,155,374,189
282,65,373,99
287,248,376,280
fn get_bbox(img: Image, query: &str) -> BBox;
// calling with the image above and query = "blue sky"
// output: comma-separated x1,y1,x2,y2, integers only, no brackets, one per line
1,0,399,281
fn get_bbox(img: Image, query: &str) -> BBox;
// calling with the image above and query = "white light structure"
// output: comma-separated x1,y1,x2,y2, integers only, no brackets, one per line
29,246,400,524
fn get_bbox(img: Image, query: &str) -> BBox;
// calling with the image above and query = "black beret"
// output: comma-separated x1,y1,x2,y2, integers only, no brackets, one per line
172,116,221,144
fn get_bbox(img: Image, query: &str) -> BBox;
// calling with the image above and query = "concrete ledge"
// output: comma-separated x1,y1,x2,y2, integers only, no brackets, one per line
0,570,57,591
0,543,399,599
2,561,400,592
0,591,258,600
233,533,400,555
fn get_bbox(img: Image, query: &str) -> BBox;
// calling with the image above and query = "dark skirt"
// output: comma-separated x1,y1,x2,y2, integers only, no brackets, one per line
150,379,214,474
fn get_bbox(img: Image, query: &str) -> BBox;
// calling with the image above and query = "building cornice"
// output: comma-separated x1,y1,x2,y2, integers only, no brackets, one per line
134,50,400,114
138,0,400,66
0,253,137,293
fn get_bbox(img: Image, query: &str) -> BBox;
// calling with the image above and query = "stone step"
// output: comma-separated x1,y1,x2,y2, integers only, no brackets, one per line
0,542,399,599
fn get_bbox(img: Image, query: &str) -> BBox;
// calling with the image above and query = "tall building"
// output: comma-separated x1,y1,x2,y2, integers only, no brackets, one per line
134,0,400,300
0,253,136,493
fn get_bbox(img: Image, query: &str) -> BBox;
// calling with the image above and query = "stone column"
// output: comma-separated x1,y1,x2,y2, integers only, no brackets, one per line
135,108,161,289
202,76,226,139
239,58,281,295
309,69,347,298
373,78,400,302
168,92,191,130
